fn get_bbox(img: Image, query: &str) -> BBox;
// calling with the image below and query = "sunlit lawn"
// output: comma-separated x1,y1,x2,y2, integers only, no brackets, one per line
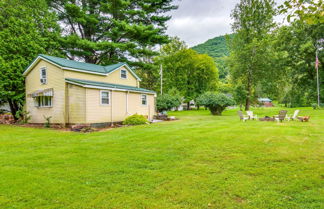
0,107,323,208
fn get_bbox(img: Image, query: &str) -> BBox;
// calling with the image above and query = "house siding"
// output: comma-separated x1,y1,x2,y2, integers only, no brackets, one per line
128,93,155,120
67,84,86,123
84,89,155,123
64,66,138,87
25,60,65,124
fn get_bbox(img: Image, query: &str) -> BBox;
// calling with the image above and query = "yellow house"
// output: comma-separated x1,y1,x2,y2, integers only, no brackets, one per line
23,54,156,127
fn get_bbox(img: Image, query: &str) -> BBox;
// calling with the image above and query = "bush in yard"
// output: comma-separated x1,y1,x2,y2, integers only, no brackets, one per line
15,110,31,124
196,92,235,115
156,94,182,112
123,114,148,125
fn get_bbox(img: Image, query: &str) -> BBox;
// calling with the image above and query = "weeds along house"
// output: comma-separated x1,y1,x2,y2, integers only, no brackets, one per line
23,55,156,127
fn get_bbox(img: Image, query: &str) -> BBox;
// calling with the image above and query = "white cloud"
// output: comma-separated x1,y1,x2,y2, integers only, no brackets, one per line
166,0,287,47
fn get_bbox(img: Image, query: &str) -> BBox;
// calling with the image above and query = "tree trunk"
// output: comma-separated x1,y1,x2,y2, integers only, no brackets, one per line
245,76,252,111
8,99,19,120
187,102,190,110
209,107,223,115
197,105,200,110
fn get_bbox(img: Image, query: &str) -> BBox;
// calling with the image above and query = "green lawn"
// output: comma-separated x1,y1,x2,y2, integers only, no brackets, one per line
0,107,323,208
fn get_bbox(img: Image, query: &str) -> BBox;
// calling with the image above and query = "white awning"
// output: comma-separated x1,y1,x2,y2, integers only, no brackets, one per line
29,88,54,98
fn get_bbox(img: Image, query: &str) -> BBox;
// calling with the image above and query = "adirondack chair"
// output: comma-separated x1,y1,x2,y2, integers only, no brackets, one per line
246,111,258,120
286,110,300,121
274,110,287,122
237,111,249,122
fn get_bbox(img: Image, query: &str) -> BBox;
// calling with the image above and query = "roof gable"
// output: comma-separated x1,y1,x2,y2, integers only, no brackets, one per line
23,54,141,80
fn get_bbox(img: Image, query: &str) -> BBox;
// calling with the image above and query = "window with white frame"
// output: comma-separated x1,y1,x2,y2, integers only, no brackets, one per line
36,96,52,107
101,91,110,105
141,94,147,105
120,69,127,79
40,67,47,84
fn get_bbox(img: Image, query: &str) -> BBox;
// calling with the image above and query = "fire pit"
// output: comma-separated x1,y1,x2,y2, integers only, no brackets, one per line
259,116,275,121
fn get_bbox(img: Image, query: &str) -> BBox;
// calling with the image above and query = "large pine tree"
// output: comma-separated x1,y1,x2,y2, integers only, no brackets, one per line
47,0,177,65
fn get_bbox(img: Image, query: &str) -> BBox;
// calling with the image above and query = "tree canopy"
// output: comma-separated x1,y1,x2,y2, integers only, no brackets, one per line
228,0,276,110
47,0,177,65
156,38,219,106
0,0,61,118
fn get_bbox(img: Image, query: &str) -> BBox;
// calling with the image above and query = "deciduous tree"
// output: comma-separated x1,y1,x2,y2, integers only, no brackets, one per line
229,0,276,110
0,0,61,119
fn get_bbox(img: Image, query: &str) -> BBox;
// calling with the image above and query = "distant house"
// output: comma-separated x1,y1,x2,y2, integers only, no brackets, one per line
258,98,273,107
23,54,156,127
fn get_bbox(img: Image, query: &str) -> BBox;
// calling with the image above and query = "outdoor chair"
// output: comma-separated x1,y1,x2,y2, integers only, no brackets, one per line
237,111,249,122
286,110,300,121
274,110,288,122
246,111,258,120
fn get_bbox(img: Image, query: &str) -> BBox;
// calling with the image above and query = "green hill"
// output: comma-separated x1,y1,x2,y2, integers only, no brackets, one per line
192,34,231,58
192,34,233,80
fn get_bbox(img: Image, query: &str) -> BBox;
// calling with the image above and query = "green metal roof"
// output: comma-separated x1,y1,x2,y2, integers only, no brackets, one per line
65,78,155,94
39,54,126,74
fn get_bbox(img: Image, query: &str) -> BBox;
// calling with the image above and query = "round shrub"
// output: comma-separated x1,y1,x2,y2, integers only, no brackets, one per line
156,94,182,112
196,92,235,115
123,114,148,125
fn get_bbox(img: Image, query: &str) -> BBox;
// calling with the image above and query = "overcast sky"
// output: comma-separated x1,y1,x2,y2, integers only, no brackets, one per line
166,0,286,47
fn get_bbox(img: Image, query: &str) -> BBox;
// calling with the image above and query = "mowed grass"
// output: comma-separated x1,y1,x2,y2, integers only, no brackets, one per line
0,107,323,209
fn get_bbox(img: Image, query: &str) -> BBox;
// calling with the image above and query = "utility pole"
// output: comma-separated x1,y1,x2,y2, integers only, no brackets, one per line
316,49,320,107
160,64,163,95
316,39,323,108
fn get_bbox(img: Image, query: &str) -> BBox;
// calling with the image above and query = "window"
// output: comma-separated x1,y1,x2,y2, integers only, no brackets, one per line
40,67,47,84
120,69,127,79
141,94,147,105
101,91,110,105
36,96,52,107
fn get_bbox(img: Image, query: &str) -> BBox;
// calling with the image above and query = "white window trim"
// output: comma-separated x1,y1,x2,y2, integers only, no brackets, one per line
141,94,148,106
120,69,127,79
35,96,53,108
40,67,47,85
100,90,110,105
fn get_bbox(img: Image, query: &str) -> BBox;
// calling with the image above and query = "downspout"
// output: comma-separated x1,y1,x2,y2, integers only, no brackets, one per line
126,91,129,115
110,90,113,126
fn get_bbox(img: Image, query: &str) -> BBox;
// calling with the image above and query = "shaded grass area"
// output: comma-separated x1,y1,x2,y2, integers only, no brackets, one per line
0,107,323,208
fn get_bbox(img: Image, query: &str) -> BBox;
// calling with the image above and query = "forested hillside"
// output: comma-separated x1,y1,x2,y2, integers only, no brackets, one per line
192,35,231,58
191,34,233,80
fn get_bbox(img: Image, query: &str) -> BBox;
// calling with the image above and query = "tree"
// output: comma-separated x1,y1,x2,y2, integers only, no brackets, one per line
229,0,276,110
196,92,235,115
279,0,324,25
0,0,61,119
156,94,182,112
272,21,324,107
47,0,177,65
157,38,219,108
233,84,247,110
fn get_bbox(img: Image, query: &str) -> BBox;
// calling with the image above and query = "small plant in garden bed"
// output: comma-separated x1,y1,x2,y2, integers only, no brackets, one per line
123,114,148,125
15,110,31,124
43,115,52,128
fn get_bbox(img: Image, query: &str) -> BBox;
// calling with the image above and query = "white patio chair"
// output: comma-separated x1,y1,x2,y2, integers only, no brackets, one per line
237,111,249,122
246,111,258,120
286,110,300,121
